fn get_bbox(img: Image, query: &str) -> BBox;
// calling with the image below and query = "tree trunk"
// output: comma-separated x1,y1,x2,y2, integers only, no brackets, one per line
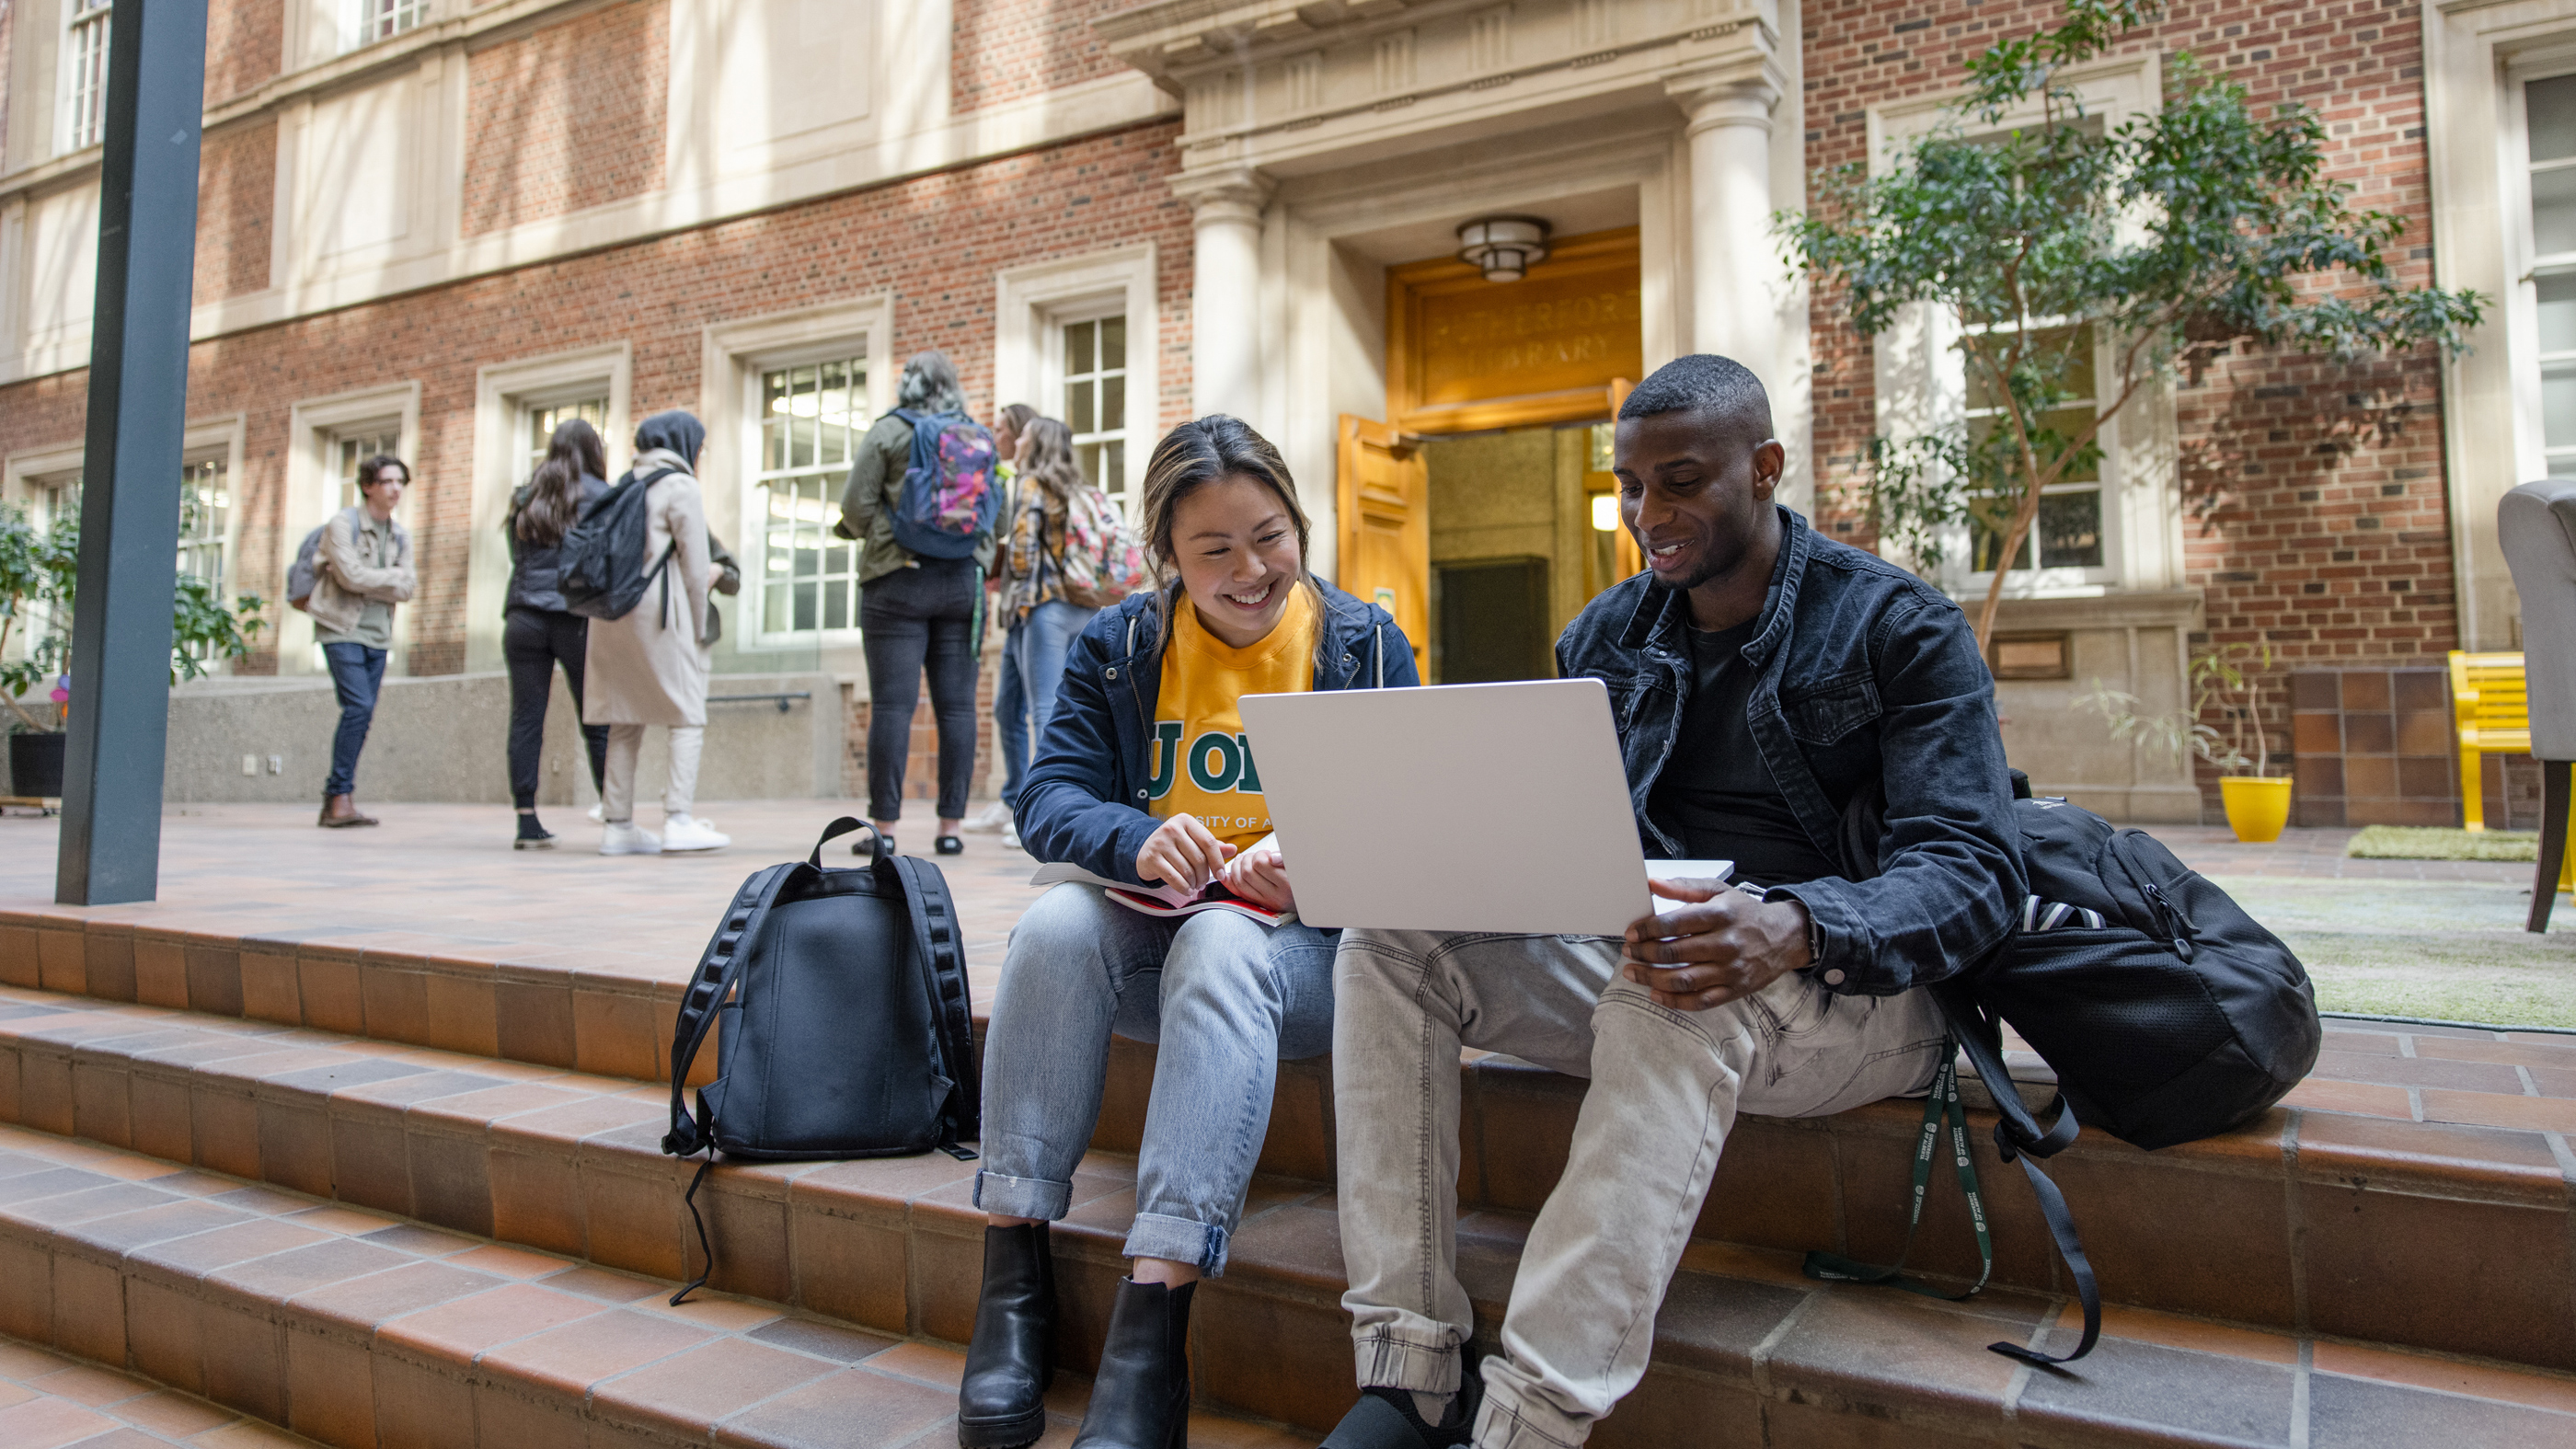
1970,486,2047,650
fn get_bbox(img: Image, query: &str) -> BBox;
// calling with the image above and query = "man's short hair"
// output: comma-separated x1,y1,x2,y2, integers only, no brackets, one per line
357,454,409,492
1618,355,1774,440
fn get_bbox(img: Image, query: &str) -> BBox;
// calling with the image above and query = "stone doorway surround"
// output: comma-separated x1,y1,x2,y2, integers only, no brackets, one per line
1095,0,1810,580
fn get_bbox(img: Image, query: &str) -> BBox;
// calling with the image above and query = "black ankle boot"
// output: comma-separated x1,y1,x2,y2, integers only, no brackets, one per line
1071,1278,1194,1449
958,1224,1056,1448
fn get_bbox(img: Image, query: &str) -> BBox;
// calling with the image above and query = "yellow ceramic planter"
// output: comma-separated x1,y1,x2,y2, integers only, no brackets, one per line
2219,776,2294,843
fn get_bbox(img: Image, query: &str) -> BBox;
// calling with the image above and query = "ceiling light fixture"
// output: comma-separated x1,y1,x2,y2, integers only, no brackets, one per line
1455,215,1551,282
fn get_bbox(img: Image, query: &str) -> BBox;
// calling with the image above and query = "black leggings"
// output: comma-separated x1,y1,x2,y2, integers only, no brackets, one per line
860,558,980,822
503,607,610,810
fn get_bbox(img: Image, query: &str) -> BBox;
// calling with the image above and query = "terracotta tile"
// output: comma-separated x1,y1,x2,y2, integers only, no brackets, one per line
237,951,303,1026
282,1204,404,1236
540,1265,662,1303
1764,1290,2047,1420
410,972,496,1059
2341,672,2391,711
288,1260,507,1334
361,968,431,1048
2344,712,2395,754
488,1145,585,1257
2040,1151,2295,1327
582,1165,688,1280
359,1224,481,1258
26,1361,152,1405
495,979,578,1069
209,1237,417,1303
128,1073,194,1164
2283,1078,2413,1120
132,941,189,1009
256,1099,335,1198
60,1198,252,1255
68,1059,132,1148
0,1394,121,1449
479,1306,715,1397
198,1297,287,1422
123,1277,204,1393
1255,1058,1333,1181
705,1364,952,1448
35,931,85,995
1695,1118,1839,1253
447,1243,571,1280
2308,1367,2576,1446
17,1051,71,1134
702,1178,793,1304
2294,1111,2565,1200
284,1327,378,1448
645,1293,782,1334
2014,1331,2296,1445
2421,1088,2576,1135
0,1335,65,1378
472,1380,592,1448
2418,1036,2576,1069
50,1252,124,1363
1191,1284,1363,1430
370,1351,475,1449
2301,1181,2576,1369
185,942,245,1018
745,1317,897,1363
592,1336,838,1442
127,1217,334,1280
789,1202,908,1335
2311,1050,2524,1093
79,934,137,1002
2313,1339,2576,1416
328,1112,414,1217
0,926,36,991
573,990,660,1081
297,955,365,1036
107,1386,233,1436
403,1129,494,1236
377,1282,605,1368
190,1087,263,1179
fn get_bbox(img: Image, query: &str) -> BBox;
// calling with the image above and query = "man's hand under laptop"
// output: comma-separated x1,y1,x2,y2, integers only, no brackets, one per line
1620,877,1814,1012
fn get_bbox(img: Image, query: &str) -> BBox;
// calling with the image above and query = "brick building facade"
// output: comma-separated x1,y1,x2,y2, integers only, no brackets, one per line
0,0,2554,823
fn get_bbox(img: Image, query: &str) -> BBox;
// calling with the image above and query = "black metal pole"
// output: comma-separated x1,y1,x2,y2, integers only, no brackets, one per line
56,0,209,905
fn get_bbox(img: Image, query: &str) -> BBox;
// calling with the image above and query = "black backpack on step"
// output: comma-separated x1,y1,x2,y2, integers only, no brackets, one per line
1815,785,2320,1363
661,818,980,1301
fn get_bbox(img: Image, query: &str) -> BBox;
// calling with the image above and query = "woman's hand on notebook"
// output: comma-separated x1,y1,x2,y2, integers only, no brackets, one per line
1219,844,1294,911
1137,813,1237,894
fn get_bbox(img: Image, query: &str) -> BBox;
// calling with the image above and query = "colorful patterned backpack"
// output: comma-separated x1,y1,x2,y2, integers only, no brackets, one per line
888,409,1003,561
1048,482,1150,609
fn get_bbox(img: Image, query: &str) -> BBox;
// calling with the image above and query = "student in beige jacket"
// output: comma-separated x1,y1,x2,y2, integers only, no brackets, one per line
584,411,727,856
310,455,417,828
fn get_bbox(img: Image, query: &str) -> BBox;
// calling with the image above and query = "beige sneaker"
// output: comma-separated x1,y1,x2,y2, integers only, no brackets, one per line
661,814,731,853
962,800,1013,834
599,822,661,856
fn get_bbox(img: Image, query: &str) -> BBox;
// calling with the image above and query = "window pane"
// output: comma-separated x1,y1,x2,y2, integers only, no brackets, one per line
1971,515,2032,574
2535,75,2576,164
1076,443,1103,490
2543,275,2576,354
1101,316,1127,371
1105,440,1124,495
1101,374,1126,432
1962,324,2093,412
1069,379,1096,435
757,351,870,637
2536,167,2576,257
2543,361,2576,448
2037,489,2104,569
1066,320,1094,375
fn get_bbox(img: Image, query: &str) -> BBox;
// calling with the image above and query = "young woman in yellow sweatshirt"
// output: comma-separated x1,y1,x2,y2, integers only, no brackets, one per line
959,416,1420,1449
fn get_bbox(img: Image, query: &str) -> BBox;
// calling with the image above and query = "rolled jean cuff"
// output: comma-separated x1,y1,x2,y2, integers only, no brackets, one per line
1353,1330,1462,1395
1122,1211,1230,1276
1473,1393,1585,1449
972,1169,1070,1222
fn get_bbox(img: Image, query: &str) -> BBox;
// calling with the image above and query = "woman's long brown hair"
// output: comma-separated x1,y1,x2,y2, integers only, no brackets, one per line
1018,418,1087,504
1132,415,1323,661
514,418,606,546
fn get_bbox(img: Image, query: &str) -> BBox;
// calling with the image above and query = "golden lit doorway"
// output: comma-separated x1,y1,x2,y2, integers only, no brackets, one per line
1336,228,1645,683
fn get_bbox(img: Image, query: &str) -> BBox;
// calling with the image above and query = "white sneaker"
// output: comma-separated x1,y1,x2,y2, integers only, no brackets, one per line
661,814,731,853
1003,822,1020,850
962,801,1012,834
600,822,661,856
586,803,604,823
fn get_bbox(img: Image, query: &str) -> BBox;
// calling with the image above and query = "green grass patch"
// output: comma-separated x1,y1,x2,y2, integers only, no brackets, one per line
2344,826,2538,862
2207,876,2576,1028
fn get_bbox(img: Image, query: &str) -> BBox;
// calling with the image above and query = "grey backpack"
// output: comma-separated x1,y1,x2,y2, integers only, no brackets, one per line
284,514,339,613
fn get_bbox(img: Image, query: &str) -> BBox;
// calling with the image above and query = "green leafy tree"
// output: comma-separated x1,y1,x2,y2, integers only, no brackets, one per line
1783,0,2485,646
0,503,266,731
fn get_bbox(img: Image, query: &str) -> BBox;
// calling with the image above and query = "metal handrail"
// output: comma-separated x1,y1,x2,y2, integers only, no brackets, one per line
706,691,814,715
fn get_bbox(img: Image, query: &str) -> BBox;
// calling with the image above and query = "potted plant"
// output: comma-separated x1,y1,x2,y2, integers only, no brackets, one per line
2079,642,2290,841
0,503,266,799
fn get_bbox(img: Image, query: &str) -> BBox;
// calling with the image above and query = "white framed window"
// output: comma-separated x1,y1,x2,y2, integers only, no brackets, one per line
1061,313,1131,499
2524,71,2576,477
523,395,609,478
1962,321,2112,585
755,354,870,639
177,454,230,592
353,0,425,48
333,426,405,511
62,0,112,154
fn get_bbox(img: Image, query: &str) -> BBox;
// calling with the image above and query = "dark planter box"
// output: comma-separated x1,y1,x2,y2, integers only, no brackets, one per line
9,731,64,799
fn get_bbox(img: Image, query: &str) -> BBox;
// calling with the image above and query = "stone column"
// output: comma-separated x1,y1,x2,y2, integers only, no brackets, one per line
1169,167,1274,421
1667,60,1785,372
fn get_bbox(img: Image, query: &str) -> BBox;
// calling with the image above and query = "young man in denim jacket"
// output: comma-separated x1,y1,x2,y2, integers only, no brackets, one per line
1322,355,2026,1449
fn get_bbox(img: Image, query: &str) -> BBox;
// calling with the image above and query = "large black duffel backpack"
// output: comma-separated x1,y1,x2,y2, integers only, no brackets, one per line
661,818,979,1301
1814,788,2321,1363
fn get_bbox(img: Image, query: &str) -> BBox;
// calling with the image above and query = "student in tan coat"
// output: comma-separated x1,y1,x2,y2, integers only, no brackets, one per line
584,411,727,856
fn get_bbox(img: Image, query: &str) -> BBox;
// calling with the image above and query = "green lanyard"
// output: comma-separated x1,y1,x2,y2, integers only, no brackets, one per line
1801,1041,1995,1302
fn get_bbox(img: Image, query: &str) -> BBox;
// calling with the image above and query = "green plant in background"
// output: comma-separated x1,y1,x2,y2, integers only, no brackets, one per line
1782,0,2484,646
2079,641,2279,776
0,503,267,732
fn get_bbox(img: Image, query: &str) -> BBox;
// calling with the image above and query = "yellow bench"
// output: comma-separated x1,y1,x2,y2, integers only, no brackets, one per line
2451,650,2529,833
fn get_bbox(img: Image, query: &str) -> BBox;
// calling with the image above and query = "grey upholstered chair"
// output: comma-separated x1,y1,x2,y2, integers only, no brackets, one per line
2498,478,2576,931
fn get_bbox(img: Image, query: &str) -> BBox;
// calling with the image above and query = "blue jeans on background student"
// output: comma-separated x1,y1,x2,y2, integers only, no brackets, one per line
995,620,1029,806
974,881,1335,1272
322,642,386,797
1016,598,1098,762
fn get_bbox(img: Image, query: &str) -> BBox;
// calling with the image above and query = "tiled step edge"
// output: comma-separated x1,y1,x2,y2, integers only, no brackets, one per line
0,1333,330,1447
0,1123,1319,1449
1,983,2570,1376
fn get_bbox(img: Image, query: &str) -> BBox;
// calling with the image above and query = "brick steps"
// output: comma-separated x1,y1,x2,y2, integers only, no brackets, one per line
0,1334,329,1446
0,1125,1315,1449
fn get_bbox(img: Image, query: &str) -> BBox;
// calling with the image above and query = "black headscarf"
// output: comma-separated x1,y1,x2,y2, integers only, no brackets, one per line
634,410,706,469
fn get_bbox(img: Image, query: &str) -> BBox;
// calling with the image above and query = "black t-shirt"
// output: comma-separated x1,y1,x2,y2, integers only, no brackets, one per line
1650,617,1844,887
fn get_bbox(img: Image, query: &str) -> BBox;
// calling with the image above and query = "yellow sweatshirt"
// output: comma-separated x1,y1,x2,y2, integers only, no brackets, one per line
1146,584,1320,850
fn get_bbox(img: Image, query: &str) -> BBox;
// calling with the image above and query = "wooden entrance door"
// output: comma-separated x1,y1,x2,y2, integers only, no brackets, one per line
1335,415,1428,673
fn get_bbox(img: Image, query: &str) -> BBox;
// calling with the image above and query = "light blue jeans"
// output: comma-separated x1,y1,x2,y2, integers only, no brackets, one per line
975,881,1336,1273
995,621,1029,803
1016,599,1098,772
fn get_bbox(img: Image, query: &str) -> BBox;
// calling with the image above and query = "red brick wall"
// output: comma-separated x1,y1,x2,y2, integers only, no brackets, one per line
0,122,1192,677
462,0,670,237
194,120,275,304
952,0,1133,112
203,0,283,107
1802,0,2447,814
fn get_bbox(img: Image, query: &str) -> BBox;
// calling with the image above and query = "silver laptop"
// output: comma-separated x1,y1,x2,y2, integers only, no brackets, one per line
1238,678,1730,935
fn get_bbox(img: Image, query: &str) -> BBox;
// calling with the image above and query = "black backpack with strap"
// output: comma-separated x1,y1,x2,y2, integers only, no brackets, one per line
661,818,980,1300
559,463,680,620
1811,783,2319,1363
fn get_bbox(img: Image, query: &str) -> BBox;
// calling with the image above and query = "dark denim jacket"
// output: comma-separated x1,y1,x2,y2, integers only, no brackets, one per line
1017,580,1420,887
1557,507,2024,996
